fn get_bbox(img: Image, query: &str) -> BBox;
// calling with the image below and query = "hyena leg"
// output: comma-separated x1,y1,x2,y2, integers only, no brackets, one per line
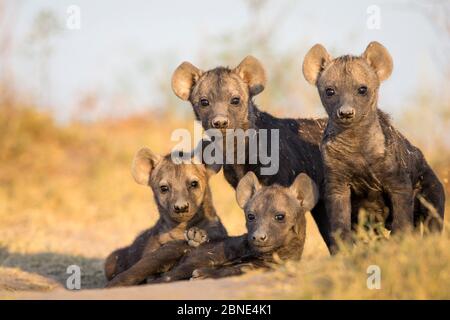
389,188,414,233
148,247,224,283
148,260,201,283
104,247,129,281
326,186,353,254
417,166,445,233
191,263,258,279
144,225,187,252
105,241,190,288
310,199,333,254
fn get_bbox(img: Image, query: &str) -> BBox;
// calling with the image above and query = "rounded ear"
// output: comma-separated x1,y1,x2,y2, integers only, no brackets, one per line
362,41,393,82
236,172,261,209
302,44,332,85
233,56,267,96
171,61,203,101
289,173,319,211
131,148,162,185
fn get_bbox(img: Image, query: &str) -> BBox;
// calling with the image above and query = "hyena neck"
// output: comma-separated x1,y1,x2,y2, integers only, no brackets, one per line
325,106,384,150
258,235,305,262
323,107,388,165
219,100,260,161
192,186,219,223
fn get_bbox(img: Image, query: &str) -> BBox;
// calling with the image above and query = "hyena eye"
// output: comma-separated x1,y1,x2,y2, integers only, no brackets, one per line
357,86,368,95
230,97,240,105
275,213,285,221
190,181,199,188
160,185,169,193
247,213,256,221
325,88,335,97
200,98,210,107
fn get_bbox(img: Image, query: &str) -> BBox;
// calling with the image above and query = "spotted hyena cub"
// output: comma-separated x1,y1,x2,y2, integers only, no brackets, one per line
172,56,336,252
144,171,319,282
104,147,227,284
302,41,445,249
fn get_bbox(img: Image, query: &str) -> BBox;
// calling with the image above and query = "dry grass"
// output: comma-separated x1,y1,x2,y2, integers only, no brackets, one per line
244,229,450,299
0,106,449,299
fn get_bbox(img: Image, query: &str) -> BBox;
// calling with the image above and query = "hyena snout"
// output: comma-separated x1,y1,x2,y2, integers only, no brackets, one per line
173,201,189,214
337,105,355,120
211,116,229,129
250,231,268,245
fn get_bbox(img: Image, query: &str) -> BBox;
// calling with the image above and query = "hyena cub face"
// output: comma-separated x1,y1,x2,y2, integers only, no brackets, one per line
132,148,220,222
236,172,319,254
303,41,393,127
171,56,267,132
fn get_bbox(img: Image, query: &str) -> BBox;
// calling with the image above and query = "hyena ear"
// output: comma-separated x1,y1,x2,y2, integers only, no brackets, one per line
289,173,319,212
234,56,267,96
131,148,162,185
362,41,393,82
302,44,332,85
172,62,203,101
236,172,261,209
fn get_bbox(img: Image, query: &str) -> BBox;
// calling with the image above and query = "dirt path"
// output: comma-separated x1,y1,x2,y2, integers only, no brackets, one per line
2,272,275,300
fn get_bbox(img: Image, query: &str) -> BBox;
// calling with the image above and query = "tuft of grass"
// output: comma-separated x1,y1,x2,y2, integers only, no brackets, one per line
249,231,450,299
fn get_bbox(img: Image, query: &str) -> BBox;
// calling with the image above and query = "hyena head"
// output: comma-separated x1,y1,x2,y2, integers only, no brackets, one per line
171,56,267,132
236,171,319,254
132,148,221,223
303,41,393,127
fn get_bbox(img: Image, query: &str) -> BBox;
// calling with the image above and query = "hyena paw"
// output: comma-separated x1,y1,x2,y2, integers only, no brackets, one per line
191,268,208,280
184,227,208,247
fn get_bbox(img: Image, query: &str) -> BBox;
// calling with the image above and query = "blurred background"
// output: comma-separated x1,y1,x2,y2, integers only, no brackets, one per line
0,0,449,293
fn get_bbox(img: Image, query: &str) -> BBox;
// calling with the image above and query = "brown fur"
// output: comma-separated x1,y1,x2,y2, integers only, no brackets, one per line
303,42,445,251
104,148,227,286
172,56,337,252
110,172,319,285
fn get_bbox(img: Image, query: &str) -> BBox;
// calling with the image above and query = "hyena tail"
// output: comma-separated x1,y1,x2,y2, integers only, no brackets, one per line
416,164,446,233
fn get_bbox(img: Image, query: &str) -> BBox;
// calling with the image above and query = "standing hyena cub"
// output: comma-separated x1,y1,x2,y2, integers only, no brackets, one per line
302,41,445,248
104,147,227,283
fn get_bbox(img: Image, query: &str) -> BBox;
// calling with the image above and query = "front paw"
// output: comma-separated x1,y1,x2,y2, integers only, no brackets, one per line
184,227,208,247
191,268,209,280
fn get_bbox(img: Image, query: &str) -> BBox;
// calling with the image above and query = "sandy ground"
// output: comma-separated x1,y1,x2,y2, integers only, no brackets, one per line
1,272,277,300
0,208,329,300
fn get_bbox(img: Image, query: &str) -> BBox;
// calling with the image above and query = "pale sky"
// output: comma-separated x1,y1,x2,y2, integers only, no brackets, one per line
7,0,449,122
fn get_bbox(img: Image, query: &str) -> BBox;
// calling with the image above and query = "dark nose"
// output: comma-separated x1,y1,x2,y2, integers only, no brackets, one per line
174,202,189,213
251,232,267,243
338,106,355,119
211,116,229,129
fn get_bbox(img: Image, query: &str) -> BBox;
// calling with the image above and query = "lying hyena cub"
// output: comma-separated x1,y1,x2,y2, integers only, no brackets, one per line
302,41,445,248
145,171,319,282
104,147,227,284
